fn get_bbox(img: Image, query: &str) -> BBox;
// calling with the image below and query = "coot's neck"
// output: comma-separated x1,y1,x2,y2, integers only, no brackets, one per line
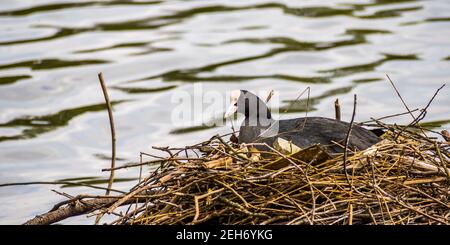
242,96,274,127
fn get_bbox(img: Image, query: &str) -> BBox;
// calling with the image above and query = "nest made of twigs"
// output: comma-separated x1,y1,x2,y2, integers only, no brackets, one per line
91,123,449,225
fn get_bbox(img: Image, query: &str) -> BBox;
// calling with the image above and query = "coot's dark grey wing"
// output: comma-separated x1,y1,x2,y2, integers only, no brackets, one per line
241,117,380,153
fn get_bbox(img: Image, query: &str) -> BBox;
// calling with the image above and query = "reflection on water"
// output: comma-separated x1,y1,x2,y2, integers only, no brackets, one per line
320,53,419,77
0,75,31,85
0,0,449,224
0,100,127,142
0,58,109,71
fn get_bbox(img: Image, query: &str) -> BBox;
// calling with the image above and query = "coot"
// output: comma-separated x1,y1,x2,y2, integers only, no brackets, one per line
224,90,380,153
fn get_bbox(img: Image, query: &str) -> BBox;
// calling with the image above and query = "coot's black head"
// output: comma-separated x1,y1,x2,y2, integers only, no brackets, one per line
224,90,272,124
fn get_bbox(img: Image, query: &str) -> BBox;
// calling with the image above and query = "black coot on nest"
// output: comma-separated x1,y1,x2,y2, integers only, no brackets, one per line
224,90,380,153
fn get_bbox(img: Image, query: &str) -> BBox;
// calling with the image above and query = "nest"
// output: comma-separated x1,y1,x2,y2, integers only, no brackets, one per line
17,76,448,226
93,122,450,225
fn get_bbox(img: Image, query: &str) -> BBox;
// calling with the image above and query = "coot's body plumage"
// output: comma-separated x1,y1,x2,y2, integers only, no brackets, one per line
238,117,380,153
225,90,380,153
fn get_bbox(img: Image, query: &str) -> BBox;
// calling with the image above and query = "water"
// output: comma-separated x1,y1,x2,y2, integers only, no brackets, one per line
0,0,449,224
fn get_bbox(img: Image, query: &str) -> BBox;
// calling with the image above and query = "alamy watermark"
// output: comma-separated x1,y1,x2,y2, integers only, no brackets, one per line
170,84,280,130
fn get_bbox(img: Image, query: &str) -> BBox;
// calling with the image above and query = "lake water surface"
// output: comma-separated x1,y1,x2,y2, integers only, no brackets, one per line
0,0,449,224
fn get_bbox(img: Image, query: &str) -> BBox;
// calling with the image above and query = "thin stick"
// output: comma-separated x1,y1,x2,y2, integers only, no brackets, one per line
265,89,274,103
411,84,446,126
98,72,116,196
394,84,445,140
359,108,419,124
282,86,310,115
0,181,125,193
259,87,310,138
335,98,341,121
193,188,224,222
302,87,311,130
386,74,416,121
348,203,353,225
343,94,357,185
386,74,430,139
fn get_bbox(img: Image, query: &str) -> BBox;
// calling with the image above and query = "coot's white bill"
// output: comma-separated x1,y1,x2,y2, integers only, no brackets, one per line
224,104,237,118
224,90,241,118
